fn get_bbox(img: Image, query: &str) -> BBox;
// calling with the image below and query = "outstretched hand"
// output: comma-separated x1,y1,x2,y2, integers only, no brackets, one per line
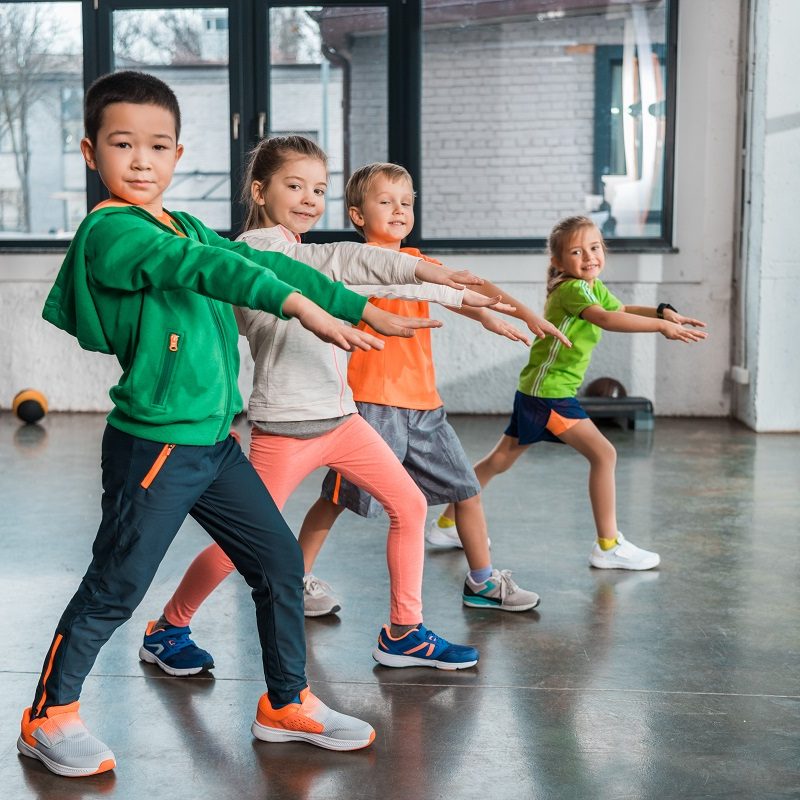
660,321,709,343
664,308,707,329
414,260,484,289
481,314,531,346
283,292,384,351
526,313,572,347
362,303,442,338
461,289,516,314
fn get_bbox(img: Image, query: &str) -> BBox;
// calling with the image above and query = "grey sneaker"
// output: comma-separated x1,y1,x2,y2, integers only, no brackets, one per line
18,703,116,777
252,687,375,751
462,568,541,611
303,574,341,617
589,532,660,570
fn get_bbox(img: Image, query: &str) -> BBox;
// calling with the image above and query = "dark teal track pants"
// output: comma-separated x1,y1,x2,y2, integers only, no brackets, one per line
31,424,306,717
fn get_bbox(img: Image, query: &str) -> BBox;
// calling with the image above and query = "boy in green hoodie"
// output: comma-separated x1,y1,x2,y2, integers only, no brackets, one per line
17,70,445,778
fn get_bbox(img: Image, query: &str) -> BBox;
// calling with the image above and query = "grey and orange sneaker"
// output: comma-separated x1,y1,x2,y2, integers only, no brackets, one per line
251,688,375,751
17,703,116,777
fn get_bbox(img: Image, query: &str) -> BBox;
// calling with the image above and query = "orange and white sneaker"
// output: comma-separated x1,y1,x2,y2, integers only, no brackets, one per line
17,703,116,777
251,688,375,751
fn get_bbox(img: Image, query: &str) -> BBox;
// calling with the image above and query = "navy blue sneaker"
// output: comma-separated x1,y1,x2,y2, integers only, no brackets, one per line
139,620,214,676
372,624,479,670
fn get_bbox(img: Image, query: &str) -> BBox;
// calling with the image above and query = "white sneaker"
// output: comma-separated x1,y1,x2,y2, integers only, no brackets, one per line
303,574,341,617
462,568,540,611
252,688,375,751
426,518,492,549
589,533,660,571
18,703,116,777
425,517,462,548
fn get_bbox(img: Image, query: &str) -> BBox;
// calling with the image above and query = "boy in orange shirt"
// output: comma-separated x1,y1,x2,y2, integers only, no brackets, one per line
299,163,570,616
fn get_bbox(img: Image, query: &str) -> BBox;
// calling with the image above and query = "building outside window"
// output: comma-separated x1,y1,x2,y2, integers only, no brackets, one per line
0,0,674,247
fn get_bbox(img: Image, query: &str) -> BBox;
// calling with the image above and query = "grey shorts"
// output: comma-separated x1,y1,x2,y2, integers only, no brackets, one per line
320,402,481,518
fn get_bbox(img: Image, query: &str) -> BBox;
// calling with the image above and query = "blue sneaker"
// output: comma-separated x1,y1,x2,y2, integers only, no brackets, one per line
139,620,214,676
372,624,479,670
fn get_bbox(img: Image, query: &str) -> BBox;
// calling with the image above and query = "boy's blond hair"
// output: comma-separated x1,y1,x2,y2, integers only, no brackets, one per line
345,163,414,238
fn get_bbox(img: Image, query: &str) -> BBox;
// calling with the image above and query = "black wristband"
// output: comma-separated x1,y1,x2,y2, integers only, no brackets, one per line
657,303,677,319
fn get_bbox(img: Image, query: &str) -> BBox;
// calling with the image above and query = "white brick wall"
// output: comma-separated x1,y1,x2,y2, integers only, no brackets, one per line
349,10,665,238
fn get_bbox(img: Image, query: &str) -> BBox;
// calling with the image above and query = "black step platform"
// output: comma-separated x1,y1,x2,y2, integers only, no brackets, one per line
579,395,655,430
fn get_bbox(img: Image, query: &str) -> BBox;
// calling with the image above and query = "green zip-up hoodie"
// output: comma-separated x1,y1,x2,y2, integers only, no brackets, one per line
43,205,367,445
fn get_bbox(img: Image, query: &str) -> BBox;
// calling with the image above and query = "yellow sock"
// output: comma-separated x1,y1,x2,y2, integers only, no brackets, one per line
437,514,456,528
597,536,618,551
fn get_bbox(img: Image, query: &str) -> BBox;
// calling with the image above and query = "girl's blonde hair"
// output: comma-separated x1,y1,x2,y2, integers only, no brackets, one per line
345,162,414,237
240,135,328,232
546,215,606,295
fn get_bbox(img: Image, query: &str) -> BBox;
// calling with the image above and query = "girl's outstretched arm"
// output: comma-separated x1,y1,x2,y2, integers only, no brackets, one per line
361,303,443,338
582,305,708,343
624,305,707,328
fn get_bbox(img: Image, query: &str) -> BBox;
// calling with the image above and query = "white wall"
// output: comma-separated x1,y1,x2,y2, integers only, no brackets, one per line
0,1,744,420
732,0,800,431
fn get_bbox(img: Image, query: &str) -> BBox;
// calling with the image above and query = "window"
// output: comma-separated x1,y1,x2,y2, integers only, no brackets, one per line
61,86,83,152
0,1,84,240
1,0,677,249
416,0,675,248
111,7,232,229
266,6,389,231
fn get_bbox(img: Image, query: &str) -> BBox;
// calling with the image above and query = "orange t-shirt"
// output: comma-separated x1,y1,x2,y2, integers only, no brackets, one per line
347,246,443,410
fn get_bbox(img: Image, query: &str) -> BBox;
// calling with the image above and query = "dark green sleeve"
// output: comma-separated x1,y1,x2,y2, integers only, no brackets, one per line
202,225,368,325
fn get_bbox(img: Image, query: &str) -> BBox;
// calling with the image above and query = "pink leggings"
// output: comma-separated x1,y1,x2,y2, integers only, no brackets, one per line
163,414,426,625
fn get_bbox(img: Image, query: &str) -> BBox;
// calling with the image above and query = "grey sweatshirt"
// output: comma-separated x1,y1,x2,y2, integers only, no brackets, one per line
235,225,464,424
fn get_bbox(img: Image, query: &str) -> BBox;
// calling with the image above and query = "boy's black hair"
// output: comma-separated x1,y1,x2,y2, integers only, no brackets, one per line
84,70,181,144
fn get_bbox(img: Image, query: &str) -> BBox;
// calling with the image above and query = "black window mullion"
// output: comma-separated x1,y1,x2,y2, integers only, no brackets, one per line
229,0,252,235
388,0,420,247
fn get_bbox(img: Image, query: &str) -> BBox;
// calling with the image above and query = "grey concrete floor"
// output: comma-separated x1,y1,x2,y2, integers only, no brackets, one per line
1,412,798,800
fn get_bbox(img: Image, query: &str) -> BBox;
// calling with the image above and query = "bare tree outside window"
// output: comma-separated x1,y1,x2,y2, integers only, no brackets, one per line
271,8,321,65
0,4,63,232
113,10,206,66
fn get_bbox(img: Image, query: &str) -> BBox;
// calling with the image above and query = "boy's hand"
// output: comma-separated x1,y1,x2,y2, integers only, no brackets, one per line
362,303,442,338
663,308,707,328
481,315,532,346
415,261,484,289
526,313,572,347
283,293,384,351
659,321,709,343
461,289,516,314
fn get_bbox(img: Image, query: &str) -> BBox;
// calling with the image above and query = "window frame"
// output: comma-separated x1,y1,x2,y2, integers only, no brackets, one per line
0,0,678,252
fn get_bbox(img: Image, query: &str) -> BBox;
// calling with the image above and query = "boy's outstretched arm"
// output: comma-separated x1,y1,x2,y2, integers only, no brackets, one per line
283,293,382,351
581,305,709,342
447,306,532,346
452,276,571,347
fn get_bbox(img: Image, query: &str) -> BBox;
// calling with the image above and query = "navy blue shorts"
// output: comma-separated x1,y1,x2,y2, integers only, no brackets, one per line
504,392,588,445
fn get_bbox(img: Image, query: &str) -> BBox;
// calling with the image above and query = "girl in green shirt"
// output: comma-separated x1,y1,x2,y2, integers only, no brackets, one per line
441,216,707,571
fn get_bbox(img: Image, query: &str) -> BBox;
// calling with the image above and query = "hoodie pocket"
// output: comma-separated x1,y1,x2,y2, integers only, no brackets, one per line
152,331,183,408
